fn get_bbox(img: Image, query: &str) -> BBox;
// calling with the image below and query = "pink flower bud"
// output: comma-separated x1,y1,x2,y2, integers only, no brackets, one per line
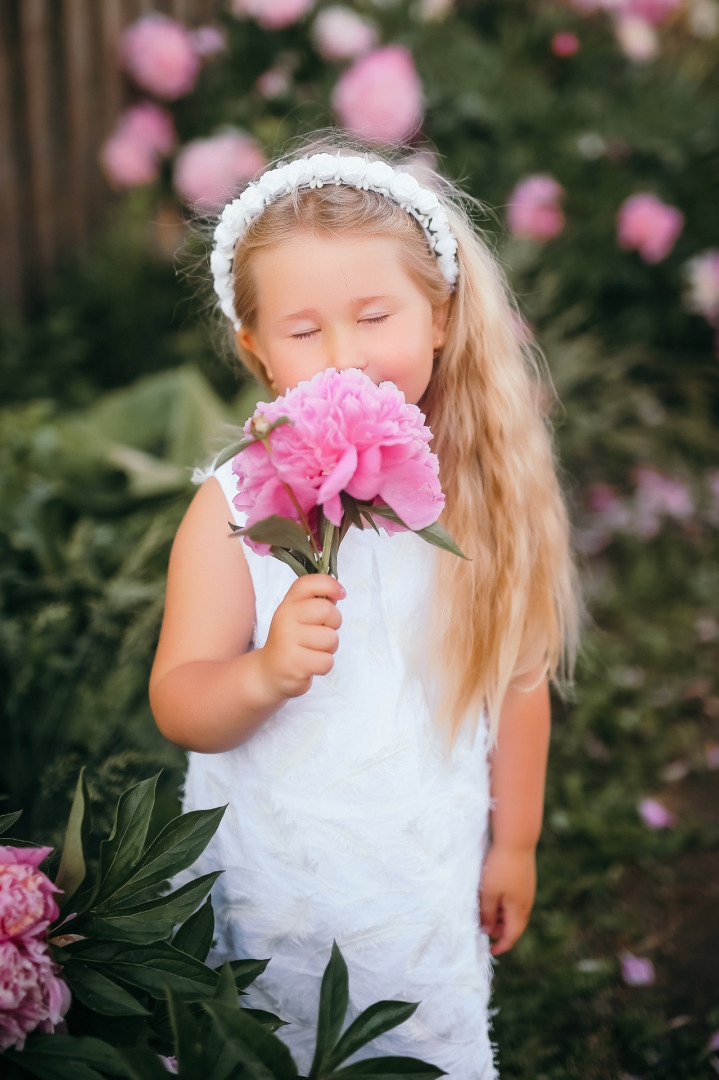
312,6,378,61
173,132,266,213
230,0,316,30
638,797,677,829
119,14,200,100
190,25,227,58
333,46,424,145
614,15,659,62
507,175,565,242
617,193,684,263
552,31,580,56
620,952,655,986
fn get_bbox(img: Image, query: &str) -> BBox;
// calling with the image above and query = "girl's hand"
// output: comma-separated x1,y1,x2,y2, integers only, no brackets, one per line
258,574,344,702
478,845,536,956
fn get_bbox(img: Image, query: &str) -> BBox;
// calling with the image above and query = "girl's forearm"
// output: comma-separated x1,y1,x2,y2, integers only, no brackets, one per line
488,675,551,851
149,650,287,753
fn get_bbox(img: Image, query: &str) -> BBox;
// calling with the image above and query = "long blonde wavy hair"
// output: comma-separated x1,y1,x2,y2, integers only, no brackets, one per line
223,132,581,744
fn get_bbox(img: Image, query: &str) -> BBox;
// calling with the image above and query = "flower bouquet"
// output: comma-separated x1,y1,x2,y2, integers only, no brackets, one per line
216,368,464,577
1,770,445,1079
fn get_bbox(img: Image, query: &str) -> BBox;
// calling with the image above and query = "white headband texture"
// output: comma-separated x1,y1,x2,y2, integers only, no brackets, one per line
210,152,460,331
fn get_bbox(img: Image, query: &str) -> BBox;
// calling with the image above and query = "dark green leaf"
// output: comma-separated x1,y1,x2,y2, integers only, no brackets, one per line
214,436,255,469
55,768,92,913
65,939,219,1000
63,963,150,1016
90,872,221,943
270,545,312,576
244,1007,288,1032
308,941,349,1080
166,987,204,1076
172,895,215,961
202,999,299,1079
326,1002,419,1072
339,493,364,531
95,775,159,906
0,810,22,835
96,805,226,909
240,516,317,563
115,1048,173,1080
359,511,380,535
4,1034,130,1080
369,506,466,560
330,1058,446,1079
213,961,240,1005
222,956,270,991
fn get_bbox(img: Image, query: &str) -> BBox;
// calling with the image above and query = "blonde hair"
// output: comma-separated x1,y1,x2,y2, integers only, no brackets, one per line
224,132,581,744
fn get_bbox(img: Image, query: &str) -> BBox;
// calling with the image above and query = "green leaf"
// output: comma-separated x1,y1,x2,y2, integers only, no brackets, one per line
221,956,270,992
308,941,349,1080
239,516,318,563
213,961,240,1005
172,895,215,961
325,1002,419,1072
270,545,312,577
63,963,150,1016
0,810,22,836
369,506,467,560
243,1007,288,1033
95,805,226,910
359,511,380,535
115,1049,173,1080
202,999,299,1079
339,493,364,531
3,1034,130,1080
90,872,221,943
166,987,204,1076
95,775,159,906
214,436,255,469
55,768,91,913
65,939,219,1001
330,1058,446,1079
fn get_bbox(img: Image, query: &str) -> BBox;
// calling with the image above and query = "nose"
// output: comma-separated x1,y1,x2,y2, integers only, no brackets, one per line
324,325,367,372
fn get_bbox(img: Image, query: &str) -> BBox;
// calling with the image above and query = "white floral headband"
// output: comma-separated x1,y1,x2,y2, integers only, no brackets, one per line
210,152,460,331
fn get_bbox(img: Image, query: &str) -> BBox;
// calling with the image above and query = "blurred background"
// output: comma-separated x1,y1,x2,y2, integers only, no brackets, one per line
1,1,717,1076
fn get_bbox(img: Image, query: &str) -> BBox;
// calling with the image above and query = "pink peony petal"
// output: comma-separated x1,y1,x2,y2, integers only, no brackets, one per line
617,193,684,263
174,132,265,212
507,175,565,242
119,14,200,100
332,46,423,144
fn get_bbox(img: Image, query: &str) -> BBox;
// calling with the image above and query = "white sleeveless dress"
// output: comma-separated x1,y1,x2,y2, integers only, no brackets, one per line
179,458,497,1078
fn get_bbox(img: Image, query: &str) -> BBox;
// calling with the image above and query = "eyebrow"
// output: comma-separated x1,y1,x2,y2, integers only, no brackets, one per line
278,295,397,323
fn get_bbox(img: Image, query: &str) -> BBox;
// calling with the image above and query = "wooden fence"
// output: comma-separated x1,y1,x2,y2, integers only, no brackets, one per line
0,0,219,313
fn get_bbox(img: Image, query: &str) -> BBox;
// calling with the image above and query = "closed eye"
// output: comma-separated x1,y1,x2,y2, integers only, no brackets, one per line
361,314,390,325
292,314,389,340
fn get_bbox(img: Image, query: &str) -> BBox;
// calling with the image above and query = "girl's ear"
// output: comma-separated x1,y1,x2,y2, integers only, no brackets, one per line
432,297,451,350
235,328,276,390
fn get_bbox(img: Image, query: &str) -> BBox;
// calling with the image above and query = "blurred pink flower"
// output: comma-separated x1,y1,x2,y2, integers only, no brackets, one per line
684,250,719,326
617,194,684,262
312,6,378,61
507,175,565,242
625,0,682,24
0,936,71,1052
233,368,444,553
633,466,693,537
0,847,60,942
415,0,456,19
614,15,659,61
174,132,265,212
333,46,424,144
706,743,719,770
587,482,631,529
231,0,315,30
255,67,291,97
620,952,655,986
100,102,176,190
638,797,677,829
190,25,227,58
552,31,580,56
119,14,200,100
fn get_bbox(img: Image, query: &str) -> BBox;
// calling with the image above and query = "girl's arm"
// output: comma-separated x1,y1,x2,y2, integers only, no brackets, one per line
479,671,551,956
149,477,343,753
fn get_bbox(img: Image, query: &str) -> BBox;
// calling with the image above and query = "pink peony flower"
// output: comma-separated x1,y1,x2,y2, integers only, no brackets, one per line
617,193,684,263
255,67,291,97
587,483,632,530
332,46,424,144
614,15,659,61
684,250,719,326
552,31,581,56
632,466,693,537
232,368,445,554
0,936,71,1051
0,847,60,942
638,797,677,829
625,0,682,24
620,952,655,986
119,14,200,100
173,132,265,212
230,0,316,30
507,175,565,242
100,102,176,191
190,25,227,58
312,6,378,61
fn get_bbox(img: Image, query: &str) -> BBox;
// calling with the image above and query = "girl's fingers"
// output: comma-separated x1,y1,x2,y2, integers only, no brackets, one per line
479,887,500,938
298,625,340,655
288,574,346,603
489,902,525,957
296,598,343,629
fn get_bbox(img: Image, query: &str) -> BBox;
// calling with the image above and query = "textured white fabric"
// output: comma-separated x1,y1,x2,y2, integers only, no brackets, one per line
179,457,497,1078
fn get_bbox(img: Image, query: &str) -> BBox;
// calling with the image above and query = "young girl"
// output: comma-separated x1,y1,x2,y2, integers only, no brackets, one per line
150,133,580,1079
